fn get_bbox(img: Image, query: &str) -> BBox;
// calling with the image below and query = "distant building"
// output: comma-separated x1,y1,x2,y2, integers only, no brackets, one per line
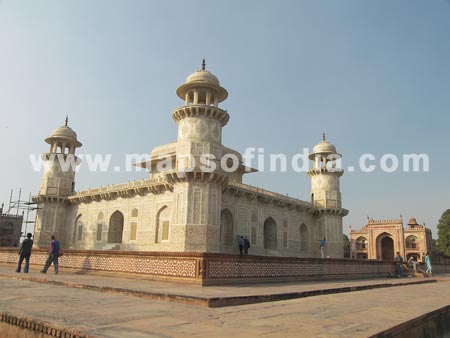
350,216,432,261
0,205,23,247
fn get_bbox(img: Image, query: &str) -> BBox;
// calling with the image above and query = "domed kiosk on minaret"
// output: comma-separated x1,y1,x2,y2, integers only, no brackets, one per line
308,133,342,172
176,59,228,106
45,117,82,153
173,59,230,129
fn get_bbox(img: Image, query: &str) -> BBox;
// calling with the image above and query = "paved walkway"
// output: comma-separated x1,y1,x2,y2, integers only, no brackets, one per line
0,263,436,307
0,263,449,337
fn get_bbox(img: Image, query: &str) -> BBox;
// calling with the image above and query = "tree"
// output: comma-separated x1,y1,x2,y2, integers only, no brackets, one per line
437,209,450,257
343,234,350,258
431,239,441,255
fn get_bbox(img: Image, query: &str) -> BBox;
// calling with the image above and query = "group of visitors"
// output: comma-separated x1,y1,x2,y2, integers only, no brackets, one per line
15,234,62,274
395,251,432,277
239,236,250,255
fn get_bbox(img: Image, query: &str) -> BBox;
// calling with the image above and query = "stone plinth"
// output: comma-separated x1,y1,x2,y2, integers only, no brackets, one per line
1,248,432,285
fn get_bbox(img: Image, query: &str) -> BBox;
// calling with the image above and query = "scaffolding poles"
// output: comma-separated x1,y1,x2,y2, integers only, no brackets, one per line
3,189,38,238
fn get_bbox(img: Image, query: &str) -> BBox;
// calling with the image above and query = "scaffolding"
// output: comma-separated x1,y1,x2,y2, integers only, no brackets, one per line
1,188,39,239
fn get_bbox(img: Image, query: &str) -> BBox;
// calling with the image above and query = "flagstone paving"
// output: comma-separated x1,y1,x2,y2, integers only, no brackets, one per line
0,264,449,337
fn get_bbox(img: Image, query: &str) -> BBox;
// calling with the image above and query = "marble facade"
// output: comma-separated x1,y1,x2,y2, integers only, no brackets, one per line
32,62,348,258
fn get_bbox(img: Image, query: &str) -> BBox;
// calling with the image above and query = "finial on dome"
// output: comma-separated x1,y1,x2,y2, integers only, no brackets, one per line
65,115,69,127
322,132,326,141
201,58,206,71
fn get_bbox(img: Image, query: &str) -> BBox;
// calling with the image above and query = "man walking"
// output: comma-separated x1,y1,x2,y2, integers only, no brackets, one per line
425,252,432,276
40,235,61,274
16,233,33,273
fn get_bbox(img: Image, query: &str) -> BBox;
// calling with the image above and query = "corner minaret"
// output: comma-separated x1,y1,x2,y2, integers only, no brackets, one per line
308,134,348,257
33,117,82,247
308,133,343,208
167,60,230,252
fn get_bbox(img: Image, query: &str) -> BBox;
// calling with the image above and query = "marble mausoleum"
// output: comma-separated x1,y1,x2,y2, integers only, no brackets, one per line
32,61,348,258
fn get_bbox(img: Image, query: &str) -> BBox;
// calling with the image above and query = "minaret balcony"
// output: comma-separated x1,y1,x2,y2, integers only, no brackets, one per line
307,167,344,177
41,153,81,162
172,105,229,126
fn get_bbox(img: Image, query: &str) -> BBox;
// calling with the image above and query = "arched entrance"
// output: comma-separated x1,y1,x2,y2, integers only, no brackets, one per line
155,206,170,243
405,235,418,249
381,236,394,260
356,236,367,250
299,223,308,252
73,214,83,244
220,209,234,246
264,217,277,250
108,211,124,243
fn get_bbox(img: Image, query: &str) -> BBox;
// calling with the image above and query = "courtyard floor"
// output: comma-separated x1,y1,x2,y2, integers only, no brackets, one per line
0,263,449,337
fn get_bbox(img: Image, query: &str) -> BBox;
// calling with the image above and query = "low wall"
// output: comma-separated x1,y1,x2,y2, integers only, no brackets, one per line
369,305,450,338
0,312,91,338
0,248,204,283
201,253,396,285
2,248,449,285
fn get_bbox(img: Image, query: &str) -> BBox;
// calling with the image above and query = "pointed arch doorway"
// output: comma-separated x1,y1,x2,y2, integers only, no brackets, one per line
220,209,234,246
108,211,124,244
263,217,277,250
380,236,394,260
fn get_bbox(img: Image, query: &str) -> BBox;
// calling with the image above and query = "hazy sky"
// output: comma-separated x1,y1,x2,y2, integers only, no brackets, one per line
0,0,449,237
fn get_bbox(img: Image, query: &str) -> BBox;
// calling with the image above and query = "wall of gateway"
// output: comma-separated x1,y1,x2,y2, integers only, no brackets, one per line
6,248,450,285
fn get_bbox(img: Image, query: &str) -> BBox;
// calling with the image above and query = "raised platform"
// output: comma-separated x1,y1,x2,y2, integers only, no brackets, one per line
0,248,405,285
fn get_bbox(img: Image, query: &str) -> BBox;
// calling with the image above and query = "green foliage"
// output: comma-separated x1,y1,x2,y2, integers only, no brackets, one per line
431,239,441,255
343,234,350,258
437,209,450,257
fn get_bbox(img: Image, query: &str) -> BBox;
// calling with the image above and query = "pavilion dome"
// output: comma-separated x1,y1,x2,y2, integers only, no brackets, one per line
50,125,78,140
312,140,337,155
186,69,220,86
308,134,341,160
176,59,228,103
45,118,82,147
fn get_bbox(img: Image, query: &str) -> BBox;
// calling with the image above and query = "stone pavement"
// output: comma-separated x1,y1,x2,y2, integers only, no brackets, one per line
0,263,449,337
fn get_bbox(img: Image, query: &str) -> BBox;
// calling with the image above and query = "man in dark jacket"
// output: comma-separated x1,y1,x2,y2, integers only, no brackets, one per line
16,233,33,273
395,252,404,277
244,237,250,255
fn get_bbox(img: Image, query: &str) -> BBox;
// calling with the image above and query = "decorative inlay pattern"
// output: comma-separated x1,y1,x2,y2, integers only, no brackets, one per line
206,259,395,279
0,250,197,278
62,255,197,277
